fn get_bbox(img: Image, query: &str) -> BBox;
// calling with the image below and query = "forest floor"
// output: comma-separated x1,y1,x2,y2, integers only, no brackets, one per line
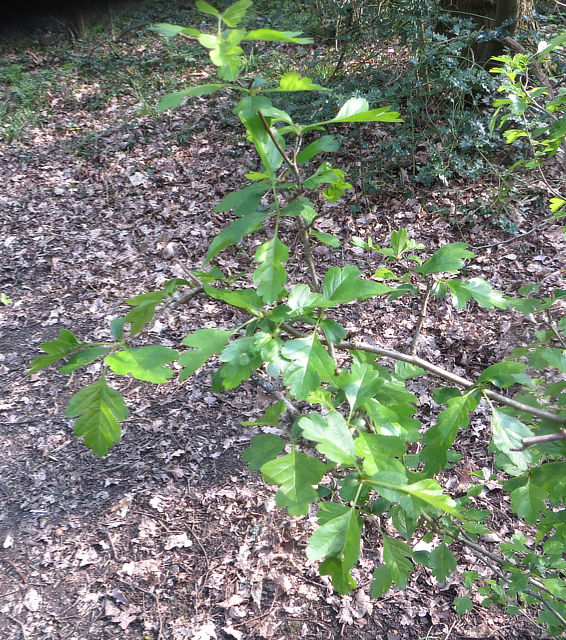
1,3,565,640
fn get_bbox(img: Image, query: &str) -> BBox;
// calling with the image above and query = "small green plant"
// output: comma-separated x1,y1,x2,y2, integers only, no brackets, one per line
490,32,566,170
30,1,566,634
0,64,53,141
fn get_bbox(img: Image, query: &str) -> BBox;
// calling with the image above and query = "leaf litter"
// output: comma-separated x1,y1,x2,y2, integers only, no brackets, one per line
0,9,564,640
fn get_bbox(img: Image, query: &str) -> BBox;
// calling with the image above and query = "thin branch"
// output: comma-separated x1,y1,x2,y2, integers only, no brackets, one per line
250,372,299,418
410,280,433,355
257,110,300,184
279,323,565,424
515,430,566,450
473,217,553,250
546,308,566,349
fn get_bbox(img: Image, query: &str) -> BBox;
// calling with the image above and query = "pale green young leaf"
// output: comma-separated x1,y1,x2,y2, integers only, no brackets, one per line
296,135,339,163
28,328,80,374
478,361,532,388
242,433,285,470
298,412,356,465
426,390,479,447
59,347,112,374
303,98,402,131
195,0,220,18
416,243,474,274
221,0,252,27
105,346,178,383
66,376,128,456
335,363,381,412
156,84,225,111
491,409,533,473
510,480,547,523
213,183,271,216
205,211,267,262
272,71,325,91
382,535,413,588
281,334,335,400
203,285,263,311
261,449,327,515
179,328,234,381
253,237,289,303
303,162,346,189
323,264,392,304
431,543,457,582
244,29,313,44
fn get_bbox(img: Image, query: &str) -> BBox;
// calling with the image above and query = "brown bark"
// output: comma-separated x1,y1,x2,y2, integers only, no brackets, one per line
439,0,535,62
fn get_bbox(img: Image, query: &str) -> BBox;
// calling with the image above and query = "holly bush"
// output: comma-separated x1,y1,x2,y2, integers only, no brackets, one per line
30,1,566,634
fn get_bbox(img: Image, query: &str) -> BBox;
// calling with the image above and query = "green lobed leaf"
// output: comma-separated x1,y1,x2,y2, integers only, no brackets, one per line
59,347,112,374
323,264,392,304
281,334,335,400
205,211,267,262
124,291,165,335
287,283,328,313
261,449,327,515
212,336,262,391
448,278,508,310
306,504,361,594
454,597,474,614
156,84,225,111
364,397,421,440
381,535,413,588
335,363,381,412
28,328,80,374
430,543,457,582
66,376,128,456
354,432,406,476
253,236,289,303
371,565,393,598
510,480,547,524
529,347,566,373
478,361,532,388
416,243,474,275
242,433,285,470
179,328,234,381
491,409,534,473
298,412,356,465
320,318,347,344
105,346,178,383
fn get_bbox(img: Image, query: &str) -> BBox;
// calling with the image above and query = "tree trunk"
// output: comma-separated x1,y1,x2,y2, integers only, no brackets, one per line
439,0,535,63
